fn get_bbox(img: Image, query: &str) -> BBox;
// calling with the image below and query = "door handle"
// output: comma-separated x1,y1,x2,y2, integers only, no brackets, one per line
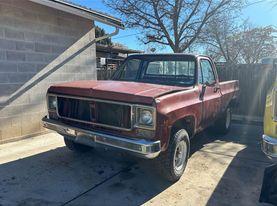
200,84,207,100
214,86,220,92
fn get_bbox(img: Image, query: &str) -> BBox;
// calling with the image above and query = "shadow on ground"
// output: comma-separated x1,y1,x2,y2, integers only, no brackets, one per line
0,146,131,205
191,123,272,206
0,123,273,206
0,144,172,206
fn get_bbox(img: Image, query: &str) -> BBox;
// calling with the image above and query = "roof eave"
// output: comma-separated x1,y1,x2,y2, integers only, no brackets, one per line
29,0,124,29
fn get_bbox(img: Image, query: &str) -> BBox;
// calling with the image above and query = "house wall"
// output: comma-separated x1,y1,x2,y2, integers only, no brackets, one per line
0,0,96,143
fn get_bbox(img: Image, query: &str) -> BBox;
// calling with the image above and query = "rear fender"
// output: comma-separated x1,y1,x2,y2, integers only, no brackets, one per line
229,97,239,108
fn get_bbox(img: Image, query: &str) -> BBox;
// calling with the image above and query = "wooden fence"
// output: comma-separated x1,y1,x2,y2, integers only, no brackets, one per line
217,64,276,121
97,69,115,80
97,64,277,121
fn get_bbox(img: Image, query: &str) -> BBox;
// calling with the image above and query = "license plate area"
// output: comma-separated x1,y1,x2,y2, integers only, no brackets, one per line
76,131,96,140
63,128,76,136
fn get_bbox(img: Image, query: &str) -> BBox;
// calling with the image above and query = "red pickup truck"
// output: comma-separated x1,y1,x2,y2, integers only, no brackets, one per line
42,54,239,181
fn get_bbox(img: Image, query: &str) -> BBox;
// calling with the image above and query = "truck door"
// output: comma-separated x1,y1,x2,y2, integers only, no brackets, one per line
199,58,221,127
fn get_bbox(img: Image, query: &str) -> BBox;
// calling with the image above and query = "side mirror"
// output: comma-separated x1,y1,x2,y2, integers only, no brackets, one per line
200,84,207,100
204,81,216,87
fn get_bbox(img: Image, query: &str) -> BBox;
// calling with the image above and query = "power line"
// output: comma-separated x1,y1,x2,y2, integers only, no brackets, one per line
112,32,141,39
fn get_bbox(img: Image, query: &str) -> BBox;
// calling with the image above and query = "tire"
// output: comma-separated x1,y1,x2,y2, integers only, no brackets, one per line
64,137,91,152
211,107,232,135
155,129,190,182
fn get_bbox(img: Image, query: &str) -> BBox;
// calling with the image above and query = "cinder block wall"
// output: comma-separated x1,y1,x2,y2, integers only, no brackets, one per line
0,0,96,143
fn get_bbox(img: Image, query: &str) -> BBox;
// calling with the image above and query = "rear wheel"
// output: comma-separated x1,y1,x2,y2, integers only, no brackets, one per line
64,137,91,152
211,107,232,134
155,129,190,182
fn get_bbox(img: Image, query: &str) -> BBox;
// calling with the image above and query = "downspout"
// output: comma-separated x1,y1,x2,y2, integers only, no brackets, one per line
95,27,119,42
94,26,119,70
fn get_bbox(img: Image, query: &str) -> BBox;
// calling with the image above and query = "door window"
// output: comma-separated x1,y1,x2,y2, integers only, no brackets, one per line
199,59,216,85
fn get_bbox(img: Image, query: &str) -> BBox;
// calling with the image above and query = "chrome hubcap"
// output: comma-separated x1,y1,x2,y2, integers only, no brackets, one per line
173,141,187,173
226,108,231,129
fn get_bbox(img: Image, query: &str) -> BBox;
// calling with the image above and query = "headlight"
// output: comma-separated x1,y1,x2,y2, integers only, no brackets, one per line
140,110,153,125
135,106,156,129
48,95,57,110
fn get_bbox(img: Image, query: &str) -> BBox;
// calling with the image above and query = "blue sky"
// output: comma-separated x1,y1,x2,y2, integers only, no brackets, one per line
72,0,277,52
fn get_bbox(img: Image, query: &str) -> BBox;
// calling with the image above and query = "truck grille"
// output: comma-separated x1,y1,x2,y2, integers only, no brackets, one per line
57,96,132,130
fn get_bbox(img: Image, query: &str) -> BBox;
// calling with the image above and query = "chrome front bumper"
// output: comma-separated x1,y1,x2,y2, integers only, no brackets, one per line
42,117,161,159
262,134,277,158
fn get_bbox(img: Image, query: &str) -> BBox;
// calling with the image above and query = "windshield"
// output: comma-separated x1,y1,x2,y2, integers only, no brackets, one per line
111,59,141,81
112,57,196,86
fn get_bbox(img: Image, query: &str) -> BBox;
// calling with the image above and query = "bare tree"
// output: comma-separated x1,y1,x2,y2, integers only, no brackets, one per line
200,12,243,63
104,0,243,53
202,14,277,64
239,26,277,63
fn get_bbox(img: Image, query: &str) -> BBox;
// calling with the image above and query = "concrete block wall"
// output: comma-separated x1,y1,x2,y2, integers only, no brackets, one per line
0,0,96,143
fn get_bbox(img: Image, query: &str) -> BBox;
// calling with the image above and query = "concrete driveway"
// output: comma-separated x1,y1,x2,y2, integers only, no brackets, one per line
0,123,273,206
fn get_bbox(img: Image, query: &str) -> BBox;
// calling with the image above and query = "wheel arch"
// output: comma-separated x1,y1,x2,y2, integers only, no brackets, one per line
170,115,196,139
229,97,239,108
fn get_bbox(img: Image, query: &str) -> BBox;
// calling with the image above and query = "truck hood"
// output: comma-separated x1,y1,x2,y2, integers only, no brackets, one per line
48,80,186,104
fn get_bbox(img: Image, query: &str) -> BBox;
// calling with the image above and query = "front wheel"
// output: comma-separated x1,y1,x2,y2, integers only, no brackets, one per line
155,129,190,182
